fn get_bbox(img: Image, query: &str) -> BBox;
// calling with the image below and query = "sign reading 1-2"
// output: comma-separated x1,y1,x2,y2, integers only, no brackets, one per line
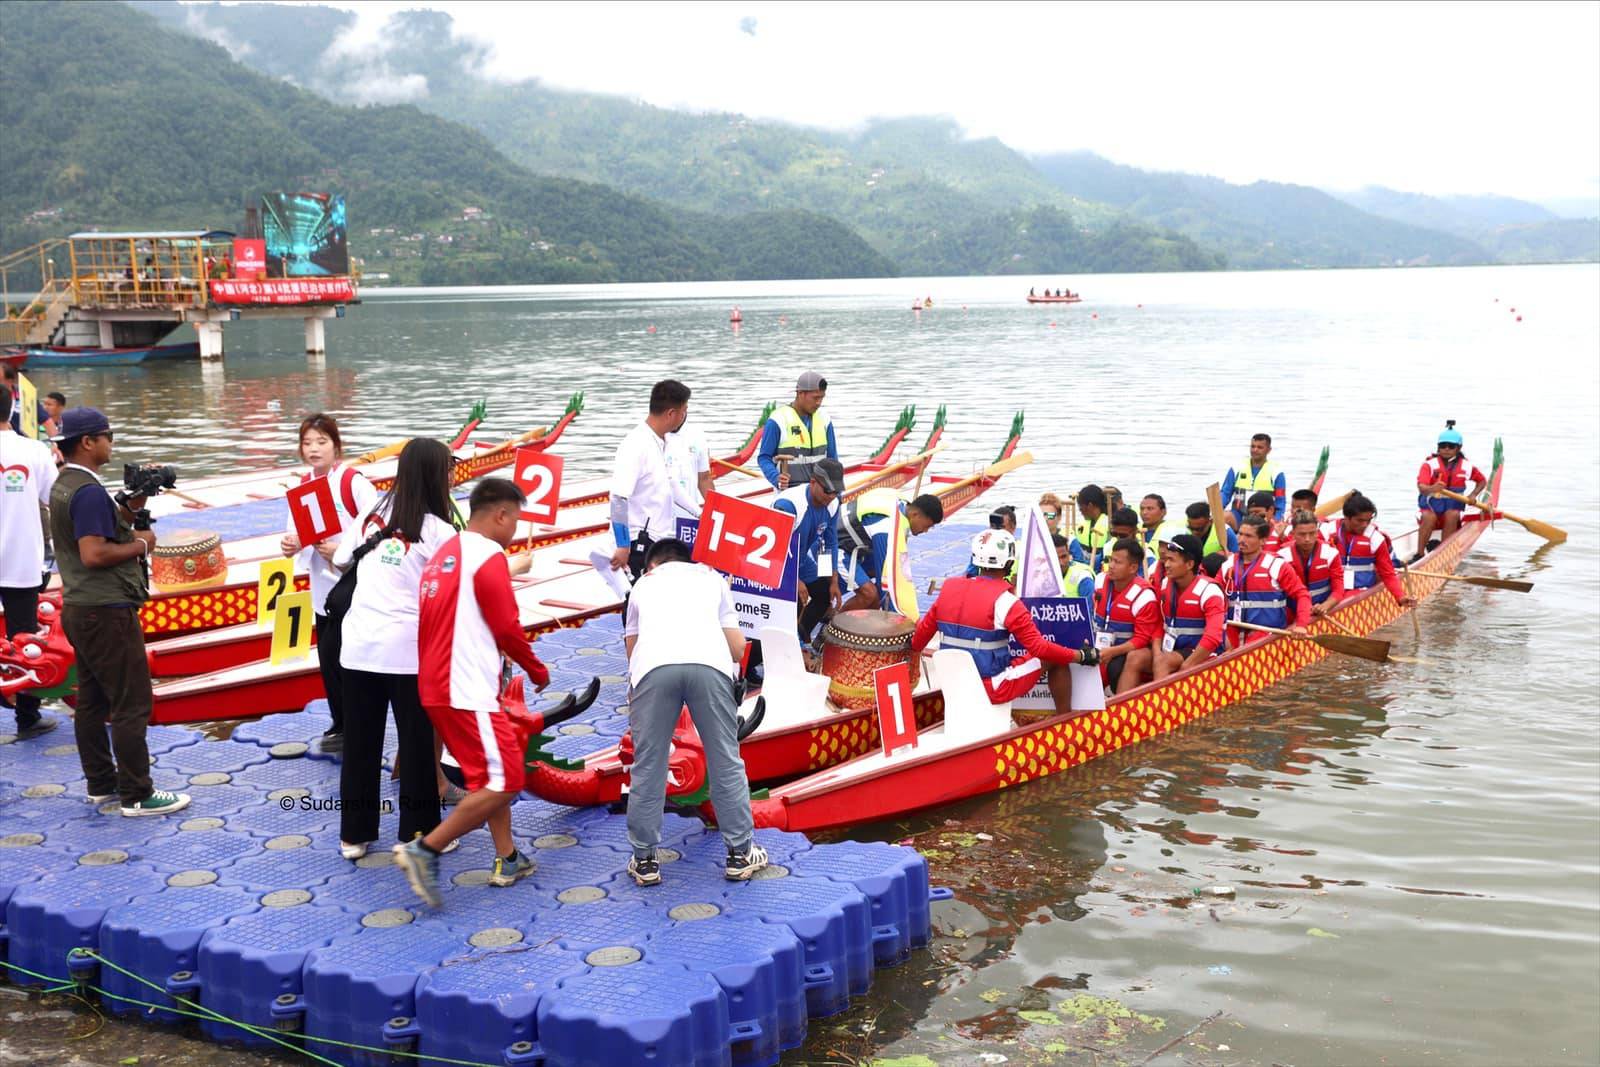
512,448,564,525
873,660,917,757
692,491,796,587
286,477,340,546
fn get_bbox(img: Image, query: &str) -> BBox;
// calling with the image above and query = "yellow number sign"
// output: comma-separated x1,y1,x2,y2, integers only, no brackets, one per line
270,590,314,665
257,558,295,629
18,373,38,440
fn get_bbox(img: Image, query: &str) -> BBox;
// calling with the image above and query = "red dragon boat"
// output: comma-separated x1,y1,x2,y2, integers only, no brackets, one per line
140,407,974,723
1026,293,1082,304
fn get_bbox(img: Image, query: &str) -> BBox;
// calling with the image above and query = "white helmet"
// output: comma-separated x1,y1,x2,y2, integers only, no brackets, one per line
970,529,1017,571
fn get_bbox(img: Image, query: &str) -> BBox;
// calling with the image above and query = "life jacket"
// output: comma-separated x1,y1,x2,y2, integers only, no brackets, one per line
1197,521,1234,558
1417,452,1483,511
1092,573,1157,645
1072,512,1111,573
1063,560,1096,602
1278,540,1339,605
772,404,833,485
1139,519,1184,571
1219,551,1294,630
930,575,1019,679
839,489,917,617
1228,459,1282,515
1327,520,1392,591
1162,574,1225,654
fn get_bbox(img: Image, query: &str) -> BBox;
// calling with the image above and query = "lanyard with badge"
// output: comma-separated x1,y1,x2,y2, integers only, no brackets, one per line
1162,580,1187,653
1095,581,1119,649
1228,552,1265,621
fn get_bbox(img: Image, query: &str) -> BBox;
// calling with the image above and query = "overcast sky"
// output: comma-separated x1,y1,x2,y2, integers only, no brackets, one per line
296,0,1598,203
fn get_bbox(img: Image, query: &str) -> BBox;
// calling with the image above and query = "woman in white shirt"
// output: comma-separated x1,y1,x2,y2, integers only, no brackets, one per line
279,414,378,753
333,437,459,859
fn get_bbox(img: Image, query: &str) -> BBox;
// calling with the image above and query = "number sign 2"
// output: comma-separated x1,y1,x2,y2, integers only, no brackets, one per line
513,448,564,524
287,476,340,546
270,590,314,665
873,660,917,757
692,491,796,587
256,558,295,629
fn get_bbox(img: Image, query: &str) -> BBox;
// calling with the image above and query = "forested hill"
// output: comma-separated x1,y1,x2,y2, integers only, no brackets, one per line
0,3,900,284
124,0,1226,277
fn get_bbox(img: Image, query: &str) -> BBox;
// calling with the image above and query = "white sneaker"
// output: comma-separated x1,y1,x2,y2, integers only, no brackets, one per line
340,841,370,860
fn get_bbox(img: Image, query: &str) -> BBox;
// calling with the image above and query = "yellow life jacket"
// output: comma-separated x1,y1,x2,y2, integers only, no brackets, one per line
1229,459,1283,514
773,404,833,485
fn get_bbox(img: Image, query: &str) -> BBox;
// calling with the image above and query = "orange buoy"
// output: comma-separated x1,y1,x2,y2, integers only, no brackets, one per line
1091,313,1098,319
1516,316,1522,322
1049,321,1057,328
647,325,657,334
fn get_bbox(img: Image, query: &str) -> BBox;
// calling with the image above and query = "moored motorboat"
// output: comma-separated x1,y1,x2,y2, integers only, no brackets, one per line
4,341,201,367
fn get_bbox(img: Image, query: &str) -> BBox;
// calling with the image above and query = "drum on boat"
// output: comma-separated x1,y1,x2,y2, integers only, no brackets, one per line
821,609,919,711
150,530,228,591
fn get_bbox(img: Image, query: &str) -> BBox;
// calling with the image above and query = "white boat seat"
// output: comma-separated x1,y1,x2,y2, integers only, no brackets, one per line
747,625,832,730
929,649,1013,745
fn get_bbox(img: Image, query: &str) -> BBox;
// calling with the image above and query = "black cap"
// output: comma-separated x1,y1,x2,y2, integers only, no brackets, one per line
1167,533,1205,565
811,457,845,494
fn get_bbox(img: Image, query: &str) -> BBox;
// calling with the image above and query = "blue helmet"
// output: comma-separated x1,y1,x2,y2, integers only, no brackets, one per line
1437,420,1463,448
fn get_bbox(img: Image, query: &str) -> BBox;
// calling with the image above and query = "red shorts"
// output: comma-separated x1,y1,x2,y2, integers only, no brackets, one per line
425,706,525,794
983,655,1043,704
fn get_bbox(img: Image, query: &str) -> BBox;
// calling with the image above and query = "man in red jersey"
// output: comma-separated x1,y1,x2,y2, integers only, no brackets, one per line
1092,538,1162,693
1324,492,1417,608
1246,491,1289,554
1152,534,1227,680
1278,509,1344,616
1219,516,1312,648
912,529,1097,712
395,478,550,908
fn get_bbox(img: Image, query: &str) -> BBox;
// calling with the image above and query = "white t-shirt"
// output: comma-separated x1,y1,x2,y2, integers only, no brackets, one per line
611,421,674,542
334,505,455,675
664,426,711,520
288,463,380,615
624,561,739,685
0,428,57,588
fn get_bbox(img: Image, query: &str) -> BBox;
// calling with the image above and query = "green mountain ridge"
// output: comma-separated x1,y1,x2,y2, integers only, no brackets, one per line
1330,186,1599,264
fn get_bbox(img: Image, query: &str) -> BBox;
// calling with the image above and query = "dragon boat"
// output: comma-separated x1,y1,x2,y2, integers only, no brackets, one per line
139,406,947,678
523,443,1520,833
140,407,976,723
1026,293,1082,304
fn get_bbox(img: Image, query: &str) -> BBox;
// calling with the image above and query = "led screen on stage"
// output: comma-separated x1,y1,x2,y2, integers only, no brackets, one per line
262,193,349,277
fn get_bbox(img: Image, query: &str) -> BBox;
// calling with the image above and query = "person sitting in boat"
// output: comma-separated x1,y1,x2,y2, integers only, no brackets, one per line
773,457,844,651
1290,488,1320,528
1109,507,1142,572
1052,532,1096,601
1245,491,1289,553
1415,421,1488,558
912,529,1096,710
1222,433,1287,530
1218,516,1312,648
1152,534,1226,680
1278,509,1344,616
1093,538,1163,693
1071,485,1111,573
1138,494,1186,578
837,489,944,615
1185,500,1238,558
1324,491,1416,608
964,505,1018,579
1030,287,1036,297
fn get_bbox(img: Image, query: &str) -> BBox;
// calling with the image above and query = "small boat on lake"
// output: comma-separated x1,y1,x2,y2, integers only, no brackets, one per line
4,341,201,367
1026,293,1082,304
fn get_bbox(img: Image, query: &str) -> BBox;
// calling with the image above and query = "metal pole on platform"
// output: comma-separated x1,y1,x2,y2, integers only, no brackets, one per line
304,316,326,356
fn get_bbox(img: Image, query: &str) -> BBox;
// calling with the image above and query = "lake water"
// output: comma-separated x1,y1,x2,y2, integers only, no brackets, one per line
22,266,1600,1065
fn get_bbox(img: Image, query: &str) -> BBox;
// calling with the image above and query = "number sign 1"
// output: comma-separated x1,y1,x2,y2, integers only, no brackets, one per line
270,590,314,665
287,476,340,546
256,558,296,629
692,491,796,587
512,448,564,525
874,660,917,757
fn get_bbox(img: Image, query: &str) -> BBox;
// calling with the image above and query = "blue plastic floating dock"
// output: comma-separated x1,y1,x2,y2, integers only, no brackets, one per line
0,525,993,1064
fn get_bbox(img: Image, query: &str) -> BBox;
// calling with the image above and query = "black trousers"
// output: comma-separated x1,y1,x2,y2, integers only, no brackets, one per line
61,604,153,804
339,669,439,845
314,612,345,733
0,585,43,725
798,577,833,643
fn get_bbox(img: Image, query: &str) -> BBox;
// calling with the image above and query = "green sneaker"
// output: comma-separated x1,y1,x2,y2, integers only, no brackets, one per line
120,789,192,818
488,850,535,888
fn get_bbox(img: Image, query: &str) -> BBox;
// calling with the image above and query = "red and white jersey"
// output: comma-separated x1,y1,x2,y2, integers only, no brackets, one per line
1090,573,1163,649
418,531,549,713
1276,540,1344,605
291,463,378,613
1160,574,1226,654
1417,453,1485,493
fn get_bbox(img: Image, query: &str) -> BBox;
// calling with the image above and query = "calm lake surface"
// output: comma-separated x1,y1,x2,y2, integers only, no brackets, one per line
24,266,1600,1065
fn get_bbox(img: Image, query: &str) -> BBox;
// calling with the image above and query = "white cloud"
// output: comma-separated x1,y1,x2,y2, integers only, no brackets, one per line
255,0,1600,201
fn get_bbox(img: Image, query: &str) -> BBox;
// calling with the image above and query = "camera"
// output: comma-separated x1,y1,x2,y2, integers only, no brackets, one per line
116,463,178,530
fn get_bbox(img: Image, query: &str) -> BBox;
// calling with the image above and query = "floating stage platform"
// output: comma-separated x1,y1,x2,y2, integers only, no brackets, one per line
0,592,972,1066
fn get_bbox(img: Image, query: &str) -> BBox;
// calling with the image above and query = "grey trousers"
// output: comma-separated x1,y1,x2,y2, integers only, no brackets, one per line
627,663,754,858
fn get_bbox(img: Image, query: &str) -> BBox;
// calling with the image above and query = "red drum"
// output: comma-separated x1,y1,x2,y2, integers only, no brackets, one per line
821,609,918,711
151,530,228,591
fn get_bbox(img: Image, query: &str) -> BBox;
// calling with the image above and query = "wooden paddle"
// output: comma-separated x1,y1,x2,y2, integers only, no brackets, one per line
711,457,762,479
1411,570,1534,593
1321,610,1431,665
1228,620,1392,663
1315,490,1352,520
1204,481,1229,540
1439,488,1566,544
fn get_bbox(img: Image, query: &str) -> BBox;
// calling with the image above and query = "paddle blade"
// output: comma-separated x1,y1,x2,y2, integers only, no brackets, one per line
1506,512,1567,545
1312,633,1390,663
1462,575,1535,592
1316,490,1352,520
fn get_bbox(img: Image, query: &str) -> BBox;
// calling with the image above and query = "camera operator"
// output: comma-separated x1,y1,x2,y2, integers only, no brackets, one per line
48,408,189,816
